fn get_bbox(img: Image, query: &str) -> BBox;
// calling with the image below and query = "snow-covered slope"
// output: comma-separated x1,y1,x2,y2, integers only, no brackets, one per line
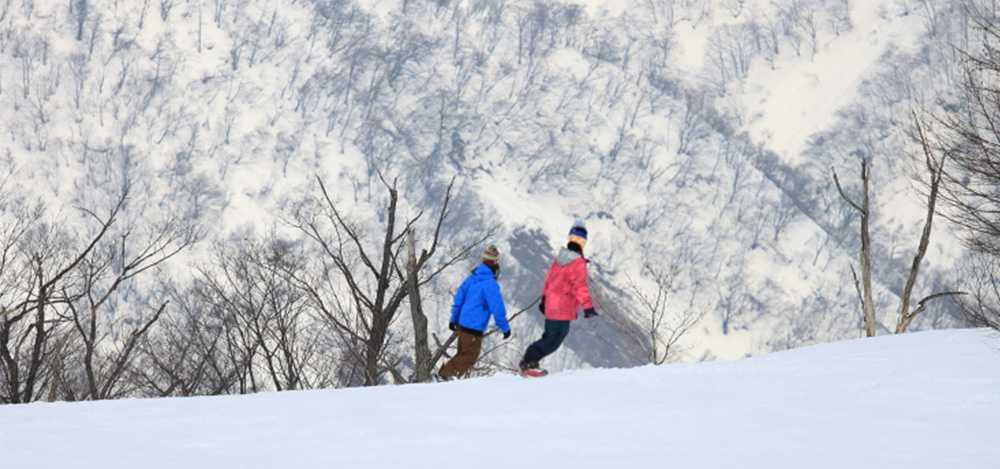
2,329,998,468
0,0,974,381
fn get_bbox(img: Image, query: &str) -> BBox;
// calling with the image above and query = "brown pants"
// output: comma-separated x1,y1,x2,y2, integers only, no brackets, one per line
438,330,483,379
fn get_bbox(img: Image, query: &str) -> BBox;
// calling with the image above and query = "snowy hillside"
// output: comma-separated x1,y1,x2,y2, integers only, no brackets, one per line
2,328,999,468
0,0,981,396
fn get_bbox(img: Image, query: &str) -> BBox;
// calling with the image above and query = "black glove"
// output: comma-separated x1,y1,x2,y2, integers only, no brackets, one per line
583,307,597,318
449,322,457,331
538,297,545,314
503,330,512,340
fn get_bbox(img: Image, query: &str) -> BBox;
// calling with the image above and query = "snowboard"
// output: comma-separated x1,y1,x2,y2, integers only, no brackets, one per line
519,369,548,378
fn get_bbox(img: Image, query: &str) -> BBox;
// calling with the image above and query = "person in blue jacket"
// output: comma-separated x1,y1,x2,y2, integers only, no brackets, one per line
436,245,511,381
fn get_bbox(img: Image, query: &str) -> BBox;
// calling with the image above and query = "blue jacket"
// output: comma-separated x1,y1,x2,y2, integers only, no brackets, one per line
450,264,510,334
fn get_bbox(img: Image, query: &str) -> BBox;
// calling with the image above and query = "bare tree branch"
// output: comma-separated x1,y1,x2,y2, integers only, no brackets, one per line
832,161,876,336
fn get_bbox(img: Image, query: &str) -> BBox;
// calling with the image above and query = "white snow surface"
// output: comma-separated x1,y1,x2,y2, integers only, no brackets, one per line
3,328,998,468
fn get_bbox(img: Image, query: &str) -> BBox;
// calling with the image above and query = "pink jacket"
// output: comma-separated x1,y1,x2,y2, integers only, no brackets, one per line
541,248,593,320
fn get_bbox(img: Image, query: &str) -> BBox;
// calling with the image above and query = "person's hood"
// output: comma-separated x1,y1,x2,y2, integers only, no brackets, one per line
472,262,497,279
555,247,583,266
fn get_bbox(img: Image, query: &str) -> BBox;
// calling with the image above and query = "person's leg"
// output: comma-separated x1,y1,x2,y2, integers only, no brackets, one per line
438,330,483,379
522,320,571,365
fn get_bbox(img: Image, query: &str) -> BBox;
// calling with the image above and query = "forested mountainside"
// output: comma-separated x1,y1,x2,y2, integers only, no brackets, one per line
1,0,985,399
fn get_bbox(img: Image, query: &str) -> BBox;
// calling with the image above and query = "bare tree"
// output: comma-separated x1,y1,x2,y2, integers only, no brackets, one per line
833,115,964,336
61,188,196,400
642,0,678,26
159,0,174,21
405,228,431,382
832,160,877,336
133,281,236,397
72,0,88,41
0,196,72,403
894,116,964,333
594,263,705,365
194,235,319,393
934,4,1000,330
954,255,1000,330
0,177,193,402
0,160,132,403
292,174,494,386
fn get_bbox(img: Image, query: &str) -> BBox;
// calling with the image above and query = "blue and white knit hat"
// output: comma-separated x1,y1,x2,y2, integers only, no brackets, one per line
568,219,587,248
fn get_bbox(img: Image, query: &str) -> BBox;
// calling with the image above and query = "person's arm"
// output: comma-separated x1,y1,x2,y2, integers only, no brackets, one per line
539,263,554,315
570,259,594,310
450,278,469,325
486,281,510,334
540,263,553,299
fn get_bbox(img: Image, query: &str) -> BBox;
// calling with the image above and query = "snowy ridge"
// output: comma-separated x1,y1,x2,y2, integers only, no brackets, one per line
0,0,975,379
2,328,998,467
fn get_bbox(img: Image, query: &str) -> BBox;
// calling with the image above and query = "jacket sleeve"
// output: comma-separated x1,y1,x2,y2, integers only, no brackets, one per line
450,278,469,324
485,281,510,334
569,259,594,310
540,262,554,301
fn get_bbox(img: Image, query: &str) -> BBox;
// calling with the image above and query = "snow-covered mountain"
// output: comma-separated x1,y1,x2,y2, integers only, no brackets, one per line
0,0,975,384
3,328,998,467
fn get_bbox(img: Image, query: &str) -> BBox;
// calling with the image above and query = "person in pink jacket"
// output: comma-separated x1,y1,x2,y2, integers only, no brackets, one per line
520,219,597,373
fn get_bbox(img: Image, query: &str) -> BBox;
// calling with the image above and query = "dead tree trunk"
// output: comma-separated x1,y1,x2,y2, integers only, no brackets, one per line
833,159,877,337
407,229,431,382
895,115,965,333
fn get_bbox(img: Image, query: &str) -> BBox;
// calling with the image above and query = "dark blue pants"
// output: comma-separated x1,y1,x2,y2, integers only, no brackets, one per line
523,319,571,363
